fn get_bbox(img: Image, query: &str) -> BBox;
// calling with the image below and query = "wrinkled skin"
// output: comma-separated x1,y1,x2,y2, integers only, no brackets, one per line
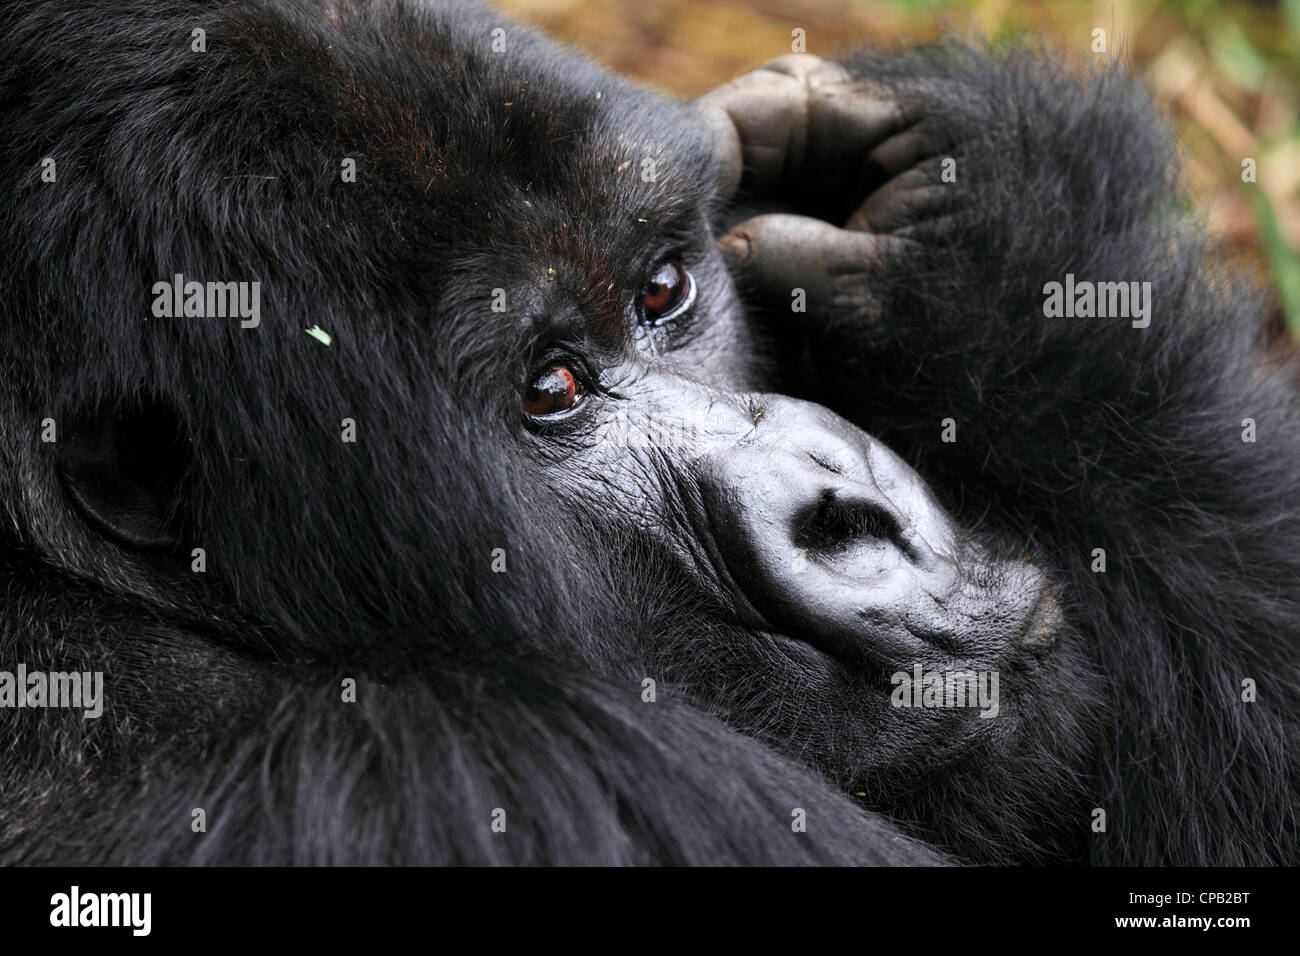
507,53,1090,823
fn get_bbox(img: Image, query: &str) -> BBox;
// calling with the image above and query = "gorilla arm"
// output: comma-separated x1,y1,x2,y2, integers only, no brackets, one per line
2,644,942,866
698,48,1300,865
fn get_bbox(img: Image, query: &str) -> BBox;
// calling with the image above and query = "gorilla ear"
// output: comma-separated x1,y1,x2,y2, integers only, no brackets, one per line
57,404,190,551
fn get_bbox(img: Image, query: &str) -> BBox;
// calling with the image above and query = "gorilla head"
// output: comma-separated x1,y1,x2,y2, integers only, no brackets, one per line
2,0,1291,867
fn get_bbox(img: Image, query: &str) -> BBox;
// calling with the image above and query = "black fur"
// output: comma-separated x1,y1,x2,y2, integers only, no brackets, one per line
783,47,1300,863
0,0,1294,866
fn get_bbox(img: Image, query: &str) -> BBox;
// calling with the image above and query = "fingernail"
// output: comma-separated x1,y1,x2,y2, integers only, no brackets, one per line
718,231,752,266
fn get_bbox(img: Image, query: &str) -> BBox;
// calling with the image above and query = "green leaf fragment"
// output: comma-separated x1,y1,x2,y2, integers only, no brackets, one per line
305,326,332,346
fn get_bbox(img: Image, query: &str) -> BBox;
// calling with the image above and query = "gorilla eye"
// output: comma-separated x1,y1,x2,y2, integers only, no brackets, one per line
523,364,583,417
641,258,695,324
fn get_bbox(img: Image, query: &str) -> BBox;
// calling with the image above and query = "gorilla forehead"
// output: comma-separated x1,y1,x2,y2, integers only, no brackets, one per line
1,0,716,403
245,0,718,270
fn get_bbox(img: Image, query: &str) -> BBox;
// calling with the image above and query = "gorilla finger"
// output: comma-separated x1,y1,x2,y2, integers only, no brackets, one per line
720,213,901,315
865,118,950,180
692,95,745,199
802,76,907,189
848,162,959,234
692,55,850,195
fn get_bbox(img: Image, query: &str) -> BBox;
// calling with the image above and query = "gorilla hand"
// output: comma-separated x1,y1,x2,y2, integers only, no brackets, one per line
693,52,977,324
692,45,1188,436
691,49,1300,871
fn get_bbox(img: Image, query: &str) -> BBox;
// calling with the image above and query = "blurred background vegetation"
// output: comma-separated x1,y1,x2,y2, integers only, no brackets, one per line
498,0,1300,344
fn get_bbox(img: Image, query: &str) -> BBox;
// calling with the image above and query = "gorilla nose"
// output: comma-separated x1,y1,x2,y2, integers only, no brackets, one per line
697,397,1026,665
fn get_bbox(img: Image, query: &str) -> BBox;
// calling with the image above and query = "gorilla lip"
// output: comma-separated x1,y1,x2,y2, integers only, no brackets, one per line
728,543,1063,672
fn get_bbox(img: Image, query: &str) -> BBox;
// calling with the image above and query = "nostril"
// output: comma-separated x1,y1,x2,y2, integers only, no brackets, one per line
792,488,909,558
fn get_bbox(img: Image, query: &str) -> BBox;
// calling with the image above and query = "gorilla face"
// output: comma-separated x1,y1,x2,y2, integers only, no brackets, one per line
499,216,1057,754
416,53,1078,790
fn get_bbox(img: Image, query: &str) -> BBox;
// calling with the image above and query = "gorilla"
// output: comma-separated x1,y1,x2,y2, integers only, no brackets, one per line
0,0,1296,866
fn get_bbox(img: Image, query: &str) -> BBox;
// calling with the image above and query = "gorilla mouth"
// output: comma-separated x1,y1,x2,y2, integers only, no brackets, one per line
718,531,1064,676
